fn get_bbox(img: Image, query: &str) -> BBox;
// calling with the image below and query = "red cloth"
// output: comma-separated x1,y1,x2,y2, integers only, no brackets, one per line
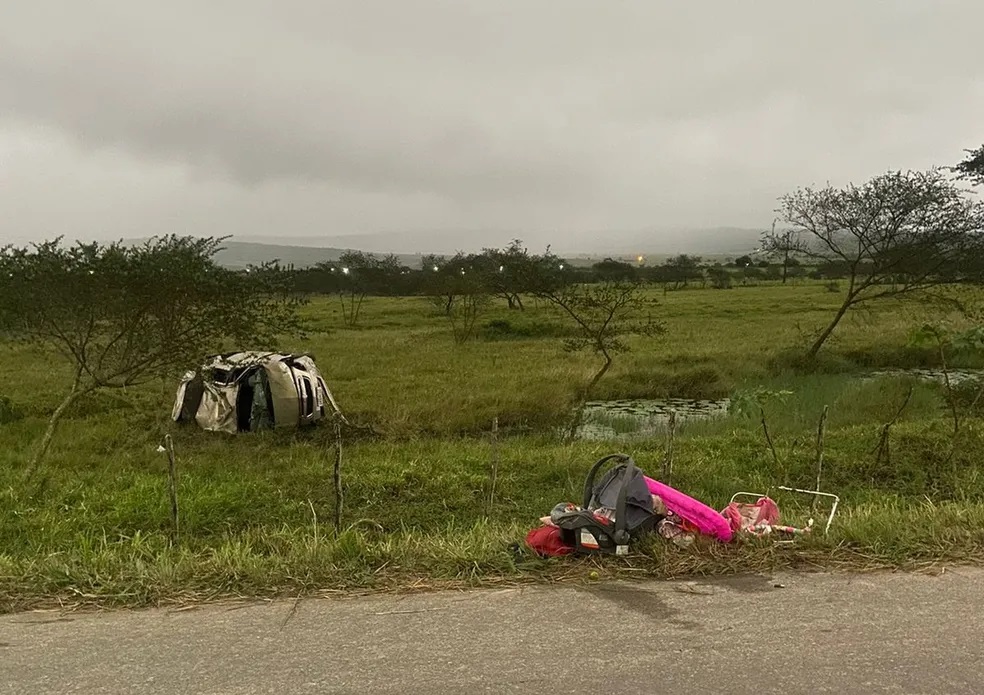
525,525,574,557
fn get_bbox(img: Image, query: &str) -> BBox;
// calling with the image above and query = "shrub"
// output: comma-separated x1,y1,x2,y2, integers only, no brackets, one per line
0,395,24,424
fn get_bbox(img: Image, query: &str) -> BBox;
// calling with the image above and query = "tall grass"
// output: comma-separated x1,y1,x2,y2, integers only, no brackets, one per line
2,283,984,610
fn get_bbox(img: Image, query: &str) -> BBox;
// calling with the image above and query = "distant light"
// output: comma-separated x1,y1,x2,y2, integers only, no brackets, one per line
342,267,350,275
88,269,95,275
559,264,565,270
637,255,644,264
498,265,504,272
433,265,439,272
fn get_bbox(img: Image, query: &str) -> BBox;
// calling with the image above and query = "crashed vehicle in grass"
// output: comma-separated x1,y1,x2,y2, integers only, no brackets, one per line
172,352,340,433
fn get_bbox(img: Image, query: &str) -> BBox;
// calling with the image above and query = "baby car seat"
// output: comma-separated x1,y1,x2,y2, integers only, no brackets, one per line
550,454,662,555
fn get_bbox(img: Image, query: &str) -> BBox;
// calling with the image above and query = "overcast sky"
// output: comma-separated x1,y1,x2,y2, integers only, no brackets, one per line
1,1,982,253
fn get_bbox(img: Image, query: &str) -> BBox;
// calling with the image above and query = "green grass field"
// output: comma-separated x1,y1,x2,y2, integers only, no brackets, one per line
3,282,984,611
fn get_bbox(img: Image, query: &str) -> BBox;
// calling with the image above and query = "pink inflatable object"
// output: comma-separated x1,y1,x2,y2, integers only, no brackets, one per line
644,477,733,543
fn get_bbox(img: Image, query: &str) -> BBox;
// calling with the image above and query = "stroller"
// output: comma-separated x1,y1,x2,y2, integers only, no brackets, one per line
548,454,663,555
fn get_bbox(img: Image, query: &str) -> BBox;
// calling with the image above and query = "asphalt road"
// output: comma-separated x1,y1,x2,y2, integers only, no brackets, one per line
3,569,983,694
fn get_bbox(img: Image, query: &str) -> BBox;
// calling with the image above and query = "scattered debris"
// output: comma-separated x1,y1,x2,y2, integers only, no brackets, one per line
525,452,842,559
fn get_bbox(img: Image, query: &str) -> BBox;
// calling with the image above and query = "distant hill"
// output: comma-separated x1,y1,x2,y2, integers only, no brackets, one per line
568,227,764,256
115,227,765,268
118,238,425,269
231,226,765,260
212,241,424,270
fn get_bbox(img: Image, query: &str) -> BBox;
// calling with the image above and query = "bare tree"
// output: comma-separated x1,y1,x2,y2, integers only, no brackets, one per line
0,236,301,471
760,220,798,284
536,282,664,396
422,254,492,343
336,251,405,326
762,170,984,358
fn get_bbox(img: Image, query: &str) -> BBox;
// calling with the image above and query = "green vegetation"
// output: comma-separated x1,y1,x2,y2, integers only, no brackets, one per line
0,236,300,470
3,282,984,612
761,169,984,357
3,163,983,611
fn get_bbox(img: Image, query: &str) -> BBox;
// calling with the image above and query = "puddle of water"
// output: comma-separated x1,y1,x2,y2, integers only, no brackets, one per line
575,398,731,441
573,368,984,441
865,368,984,386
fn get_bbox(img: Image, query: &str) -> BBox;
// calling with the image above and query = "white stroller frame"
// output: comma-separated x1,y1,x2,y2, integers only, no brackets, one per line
729,486,840,536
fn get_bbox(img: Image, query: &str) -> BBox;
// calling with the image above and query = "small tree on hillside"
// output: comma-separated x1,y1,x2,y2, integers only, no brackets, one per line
536,282,664,396
0,236,302,470
762,169,984,358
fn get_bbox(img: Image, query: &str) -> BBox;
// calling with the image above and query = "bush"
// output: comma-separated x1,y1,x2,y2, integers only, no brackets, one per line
665,366,729,399
0,395,23,424
482,317,573,340
707,267,732,290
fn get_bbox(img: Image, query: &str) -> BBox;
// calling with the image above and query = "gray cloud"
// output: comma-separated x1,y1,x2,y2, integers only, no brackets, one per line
1,0,982,252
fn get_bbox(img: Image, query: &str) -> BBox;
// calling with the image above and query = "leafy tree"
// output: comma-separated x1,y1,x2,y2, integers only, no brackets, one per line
420,254,447,275
707,266,733,289
421,253,466,315
785,263,807,281
336,251,405,325
763,169,984,358
520,246,571,297
294,262,344,295
591,257,637,282
660,254,704,289
473,239,532,309
740,265,765,283
0,236,301,470
421,253,492,342
954,145,984,187
733,255,753,268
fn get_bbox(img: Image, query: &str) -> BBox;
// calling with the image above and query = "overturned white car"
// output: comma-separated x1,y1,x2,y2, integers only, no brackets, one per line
172,352,340,433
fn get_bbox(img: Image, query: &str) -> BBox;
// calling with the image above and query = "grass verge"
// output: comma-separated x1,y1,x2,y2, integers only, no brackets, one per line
4,418,984,612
